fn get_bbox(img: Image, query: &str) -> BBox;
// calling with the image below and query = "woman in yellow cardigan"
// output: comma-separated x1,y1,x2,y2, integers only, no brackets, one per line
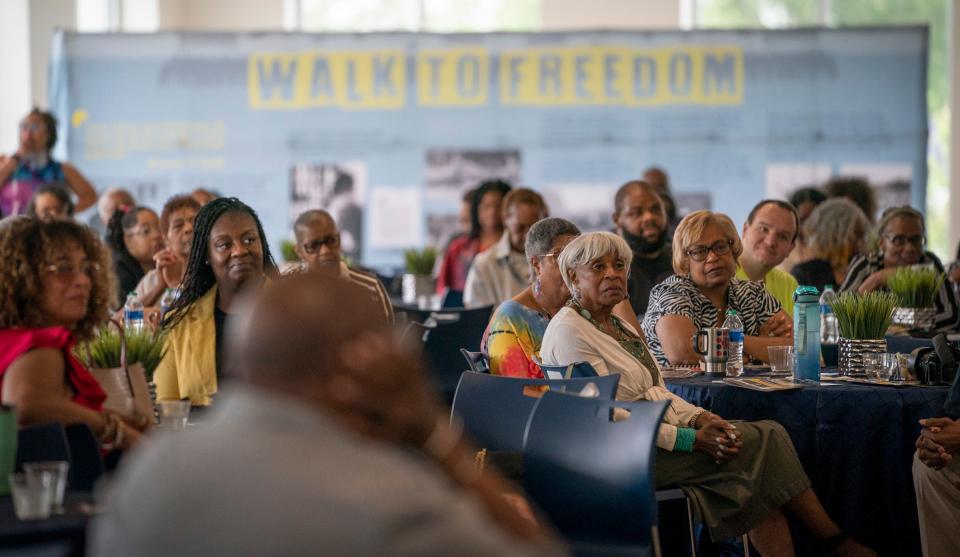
155,198,277,406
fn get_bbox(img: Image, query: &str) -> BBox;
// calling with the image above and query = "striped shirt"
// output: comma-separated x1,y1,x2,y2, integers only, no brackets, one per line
284,262,394,324
641,275,781,365
840,251,959,332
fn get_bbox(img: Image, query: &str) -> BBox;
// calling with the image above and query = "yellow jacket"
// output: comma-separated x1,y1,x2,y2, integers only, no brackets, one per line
154,286,218,406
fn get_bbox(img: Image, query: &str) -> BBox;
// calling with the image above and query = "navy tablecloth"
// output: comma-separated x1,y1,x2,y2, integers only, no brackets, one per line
666,376,949,557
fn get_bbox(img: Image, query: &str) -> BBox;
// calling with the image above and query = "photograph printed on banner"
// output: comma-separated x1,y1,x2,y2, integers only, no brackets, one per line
424,148,521,248
289,162,367,264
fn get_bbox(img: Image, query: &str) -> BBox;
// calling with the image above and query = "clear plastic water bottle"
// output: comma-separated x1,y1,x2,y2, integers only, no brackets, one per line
723,309,744,376
159,288,178,318
793,286,822,381
124,292,144,334
819,285,839,345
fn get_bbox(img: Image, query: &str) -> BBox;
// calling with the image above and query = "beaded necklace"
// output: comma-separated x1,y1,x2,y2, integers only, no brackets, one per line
567,300,662,384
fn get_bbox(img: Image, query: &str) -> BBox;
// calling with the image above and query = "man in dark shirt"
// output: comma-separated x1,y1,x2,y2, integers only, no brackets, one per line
612,180,673,318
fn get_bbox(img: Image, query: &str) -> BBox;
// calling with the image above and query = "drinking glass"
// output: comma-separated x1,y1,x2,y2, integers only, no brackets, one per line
767,345,793,374
9,472,54,520
24,461,69,514
159,400,191,431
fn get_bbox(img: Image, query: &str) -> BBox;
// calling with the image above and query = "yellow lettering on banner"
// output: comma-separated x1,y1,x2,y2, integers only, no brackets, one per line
499,46,743,107
417,48,490,106
248,50,405,110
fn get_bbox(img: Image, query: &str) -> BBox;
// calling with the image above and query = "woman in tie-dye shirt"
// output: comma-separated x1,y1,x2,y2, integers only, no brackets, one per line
0,109,96,217
481,218,580,378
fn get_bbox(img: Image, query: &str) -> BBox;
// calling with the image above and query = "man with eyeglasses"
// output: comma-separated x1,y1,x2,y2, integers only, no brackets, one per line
736,200,800,323
612,180,674,318
841,206,959,332
291,209,392,323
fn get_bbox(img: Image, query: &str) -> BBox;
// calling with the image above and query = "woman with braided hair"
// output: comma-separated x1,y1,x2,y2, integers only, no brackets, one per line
155,197,277,406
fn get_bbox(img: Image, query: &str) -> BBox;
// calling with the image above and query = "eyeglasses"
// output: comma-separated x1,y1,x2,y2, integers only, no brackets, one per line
45,261,101,278
301,234,340,254
541,250,562,260
883,234,924,248
685,240,733,262
19,122,43,133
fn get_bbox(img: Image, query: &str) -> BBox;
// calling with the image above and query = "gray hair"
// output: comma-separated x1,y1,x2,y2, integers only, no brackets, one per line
558,231,633,293
803,198,870,269
524,217,581,281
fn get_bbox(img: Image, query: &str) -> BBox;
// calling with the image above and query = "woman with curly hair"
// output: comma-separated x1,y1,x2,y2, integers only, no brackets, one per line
0,218,142,450
155,197,277,406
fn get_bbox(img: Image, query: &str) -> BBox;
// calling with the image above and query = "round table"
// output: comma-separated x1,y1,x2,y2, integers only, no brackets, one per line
665,375,949,556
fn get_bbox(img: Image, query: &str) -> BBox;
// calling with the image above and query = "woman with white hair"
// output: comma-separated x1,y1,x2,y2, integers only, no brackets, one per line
540,230,873,556
790,198,869,292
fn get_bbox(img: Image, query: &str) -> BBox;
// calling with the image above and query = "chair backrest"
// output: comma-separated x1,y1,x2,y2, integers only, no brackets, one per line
450,371,620,452
15,423,70,471
440,289,464,309
417,306,495,400
63,424,105,491
459,348,489,373
538,361,599,380
522,391,669,550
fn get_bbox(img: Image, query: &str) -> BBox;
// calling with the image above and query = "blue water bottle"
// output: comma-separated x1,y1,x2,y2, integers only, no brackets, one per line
793,286,821,381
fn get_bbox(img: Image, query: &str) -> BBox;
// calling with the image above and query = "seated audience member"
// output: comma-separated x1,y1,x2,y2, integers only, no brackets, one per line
436,180,511,294
642,166,679,232
736,200,800,317
107,206,164,304
89,273,558,557
913,367,960,557
0,108,96,216
132,195,200,307
155,198,277,406
841,206,959,332
0,218,142,449
790,198,869,292
613,180,673,317
465,188,547,308
825,176,876,223
483,218,652,378
88,187,135,238
642,211,792,366
291,209,392,323
483,218,580,377
779,187,827,272
191,187,217,206
26,183,74,222
540,232,873,555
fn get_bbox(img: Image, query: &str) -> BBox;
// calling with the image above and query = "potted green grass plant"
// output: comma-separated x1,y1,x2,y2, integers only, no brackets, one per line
78,323,166,421
401,247,437,305
832,291,898,376
887,266,944,331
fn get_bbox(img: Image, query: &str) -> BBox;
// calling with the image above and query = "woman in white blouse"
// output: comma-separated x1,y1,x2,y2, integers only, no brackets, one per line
540,231,873,557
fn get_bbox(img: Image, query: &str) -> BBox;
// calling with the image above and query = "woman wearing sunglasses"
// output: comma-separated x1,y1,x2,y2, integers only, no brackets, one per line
841,206,959,332
641,210,792,366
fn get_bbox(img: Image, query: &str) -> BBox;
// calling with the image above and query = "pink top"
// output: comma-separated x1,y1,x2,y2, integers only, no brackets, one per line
0,327,106,412
436,235,483,294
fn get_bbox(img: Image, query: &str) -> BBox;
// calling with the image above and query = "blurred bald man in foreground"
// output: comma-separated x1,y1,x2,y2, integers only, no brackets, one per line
90,273,558,557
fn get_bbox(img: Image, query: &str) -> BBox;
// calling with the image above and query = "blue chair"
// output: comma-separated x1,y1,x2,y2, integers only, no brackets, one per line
885,334,934,355
460,348,489,373
64,424,105,491
538,360,600,379
440,289,464,309
451,371,620,452
412,306,495,401
522,391,669,556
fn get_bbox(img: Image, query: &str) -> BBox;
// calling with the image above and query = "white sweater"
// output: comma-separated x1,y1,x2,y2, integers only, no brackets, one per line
541,306,703,451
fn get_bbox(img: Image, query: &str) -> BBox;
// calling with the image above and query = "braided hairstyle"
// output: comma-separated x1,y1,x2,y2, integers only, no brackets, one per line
162,197,277,330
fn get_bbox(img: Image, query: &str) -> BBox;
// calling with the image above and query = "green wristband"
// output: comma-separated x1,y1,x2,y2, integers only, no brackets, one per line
674,427,696,452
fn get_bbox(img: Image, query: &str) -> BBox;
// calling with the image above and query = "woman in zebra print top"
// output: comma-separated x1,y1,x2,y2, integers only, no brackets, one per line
642,210,793,366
